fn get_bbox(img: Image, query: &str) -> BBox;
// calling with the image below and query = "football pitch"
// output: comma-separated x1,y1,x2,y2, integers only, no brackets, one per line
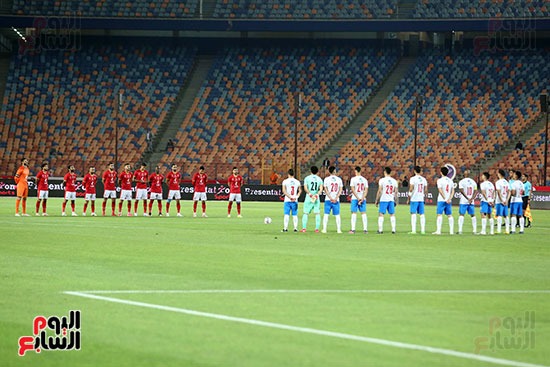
1,197,549,367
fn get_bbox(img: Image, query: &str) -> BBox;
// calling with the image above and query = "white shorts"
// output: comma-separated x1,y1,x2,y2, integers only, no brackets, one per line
229,193,242,203
135,188,148,200
193,192,207,201
150,192,162,200
65,191,76,200
85,193,96,201
120,189,133,201
103,190,117,199
168,190,181,200
38,190,49,199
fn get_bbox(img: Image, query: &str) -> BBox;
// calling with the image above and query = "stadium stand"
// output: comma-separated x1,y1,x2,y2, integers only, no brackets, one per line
213,0,397,19
489,126,547,184
161,41,400,181
413,0,549,18
13,0,198,17
335,49,550,183
0,39,196,175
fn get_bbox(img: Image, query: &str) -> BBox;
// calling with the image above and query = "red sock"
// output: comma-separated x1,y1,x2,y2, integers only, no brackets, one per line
118,202,123,213
36,200,40,213
111,200,116,213
143,201,147,213
149,201,153,213
134,201,138,213
228,202,233,214
237,203,241,215
91,202,95,213
127,201,131,213
176,202,181,213
62,202,67,212
102,201,106,213
202,201,206,213
42,200,47,213
71,202,75,212
193,201,197,213
83,202,88,213
158,201,162,213
166,203,170,213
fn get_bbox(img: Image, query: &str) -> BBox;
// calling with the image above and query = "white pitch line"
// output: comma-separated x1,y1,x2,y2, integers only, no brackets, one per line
64,291,548,367
72,289,550,295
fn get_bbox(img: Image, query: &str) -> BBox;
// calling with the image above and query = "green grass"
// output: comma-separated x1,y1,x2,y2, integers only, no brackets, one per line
1,197,549,367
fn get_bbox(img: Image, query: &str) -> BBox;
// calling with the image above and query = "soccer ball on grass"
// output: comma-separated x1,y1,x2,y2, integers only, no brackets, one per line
264,217,272,224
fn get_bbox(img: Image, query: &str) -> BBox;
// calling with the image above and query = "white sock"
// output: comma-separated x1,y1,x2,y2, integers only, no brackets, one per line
390,216,396,232
351,213,357,231
411,214,417,232
436,216,442,233
458,216,464,233
448,216,454,234
323,215,329,231
335,215,341,232
293,215,298,230
505,217,510,233
481,218,487,233
471,217,477,233
497,217,502,233
284,214,289,230
378,216,384,232
511,216,517,232
361,213,368,231
420,215,426,232
489,218,494,234
519,217,524,232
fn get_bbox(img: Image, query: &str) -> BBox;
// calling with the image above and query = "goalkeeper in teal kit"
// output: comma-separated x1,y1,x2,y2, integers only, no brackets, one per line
301,166,324,233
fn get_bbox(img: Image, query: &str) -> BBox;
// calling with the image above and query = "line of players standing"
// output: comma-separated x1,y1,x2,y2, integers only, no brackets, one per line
14,159,245,218
281,164,532,235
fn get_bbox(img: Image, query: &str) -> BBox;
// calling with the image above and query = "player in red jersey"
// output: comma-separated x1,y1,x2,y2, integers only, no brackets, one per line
227,167,244,217
148,165,164,216
62,165,78,216
192,166,208,217
133,162,149,216
165,164,182,217
82,166,98,216
118,163,134,216
35,162,50,216
102,163,118,216
14,158,31,216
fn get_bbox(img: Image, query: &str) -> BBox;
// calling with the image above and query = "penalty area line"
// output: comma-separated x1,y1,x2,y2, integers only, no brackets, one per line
71,289,550,295
63,291,547,367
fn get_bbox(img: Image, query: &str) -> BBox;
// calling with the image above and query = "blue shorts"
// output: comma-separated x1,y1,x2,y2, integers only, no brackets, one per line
510,202,523,216
495,203,508,217
410,201,425,215
459,204,475,216
480,202,492,215
437,202,452,215
379,201,395,215
324,201,341,215
284,202,298,216
351,199,366,213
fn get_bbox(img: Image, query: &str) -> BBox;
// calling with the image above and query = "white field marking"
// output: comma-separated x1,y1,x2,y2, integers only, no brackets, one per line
71,289,550,295
64,291,548,367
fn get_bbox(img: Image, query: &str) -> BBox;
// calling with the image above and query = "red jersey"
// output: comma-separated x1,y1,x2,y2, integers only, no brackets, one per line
192,172,208,193
102,170,117,191
36,170,50,191
228,174,244,194
82,173,98,194
64,172,78,192
149,173,164,194
119,171,133,190
134,169,149,189
166,171,181,191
